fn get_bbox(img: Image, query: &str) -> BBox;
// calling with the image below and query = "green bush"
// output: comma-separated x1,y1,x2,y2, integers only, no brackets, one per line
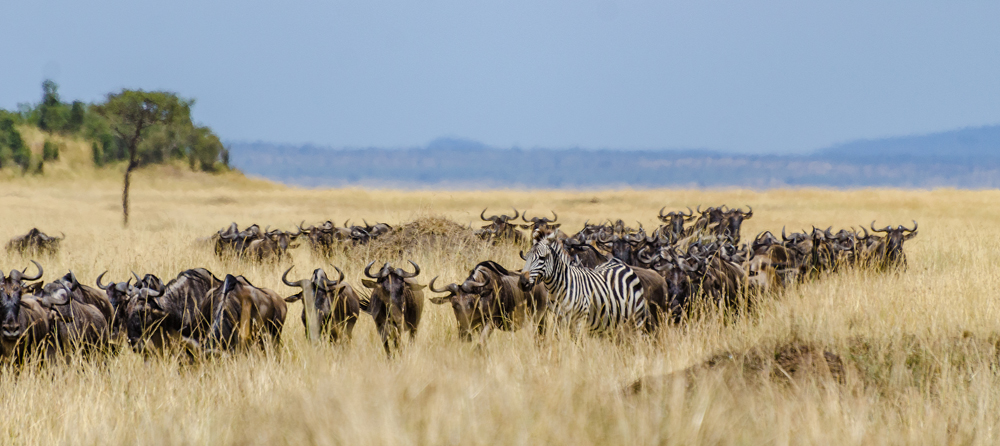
91,141,104,166
43,140,59,161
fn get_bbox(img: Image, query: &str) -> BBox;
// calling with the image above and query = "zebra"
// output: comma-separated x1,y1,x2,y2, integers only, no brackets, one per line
521,232,646,334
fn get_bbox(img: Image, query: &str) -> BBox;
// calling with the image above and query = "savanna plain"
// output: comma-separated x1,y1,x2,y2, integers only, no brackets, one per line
2,140,1000,445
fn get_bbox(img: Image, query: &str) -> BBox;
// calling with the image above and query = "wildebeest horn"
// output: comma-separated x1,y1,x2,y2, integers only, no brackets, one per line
22,260,43,281
658,206,667,219
744,205,753,218
901,220,918,232
519,250,527,260
428,276,454,294
782,226,789,242
684,206,694,217
57,231,66,240
329,265,345,284
696,205,703,214
870,221,891,233
132,271,142,283
281,266,300,288
364,261,379,279
511,207,519,221
480,208,490,221
96,271,110,290
399,260,420,278
344,219,351,228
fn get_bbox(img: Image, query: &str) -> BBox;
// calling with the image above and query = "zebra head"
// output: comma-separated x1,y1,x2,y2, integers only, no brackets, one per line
521,234,560,287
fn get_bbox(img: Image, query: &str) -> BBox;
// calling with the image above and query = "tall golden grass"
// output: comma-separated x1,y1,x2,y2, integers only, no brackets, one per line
2,140,1000,444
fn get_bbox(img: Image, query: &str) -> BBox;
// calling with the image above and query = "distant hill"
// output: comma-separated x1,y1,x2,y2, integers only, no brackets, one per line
818,125,1000,162
228,127,1000,189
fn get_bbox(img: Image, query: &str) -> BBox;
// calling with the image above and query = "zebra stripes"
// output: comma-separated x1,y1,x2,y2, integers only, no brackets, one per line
523,234,646,333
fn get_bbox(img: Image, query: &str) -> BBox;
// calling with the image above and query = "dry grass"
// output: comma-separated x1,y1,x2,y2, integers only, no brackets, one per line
2,154,1000,444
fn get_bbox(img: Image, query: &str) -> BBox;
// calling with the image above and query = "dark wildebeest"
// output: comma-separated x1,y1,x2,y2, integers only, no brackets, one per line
96,272,132,339
36,271,113,324
651,250,704,323
0,263,54,363
476,208,526,245
428,261,548,345
865,221,918,270
238,226,298,262
360,261,425,355
206,274,286,352
520,210,561,234
34,276,109,354
282,265,360,343
5,228,64,256
656,207,695,243
125,268,222,355
214,223,263,257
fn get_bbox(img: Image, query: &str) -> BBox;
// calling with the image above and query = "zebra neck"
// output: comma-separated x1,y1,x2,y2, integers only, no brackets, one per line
542,245,574,287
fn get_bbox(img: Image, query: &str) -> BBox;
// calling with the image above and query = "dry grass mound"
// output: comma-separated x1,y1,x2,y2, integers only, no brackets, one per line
627,341,846,394
366,216,483,258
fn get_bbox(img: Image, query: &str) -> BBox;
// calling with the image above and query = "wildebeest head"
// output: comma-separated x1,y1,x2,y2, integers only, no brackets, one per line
362,260,423,332
35,271,83,308
124,284,171,353
428,271,490,341
96,271,132,330
282,265,345,333
752,230,780,254
597,229,645,265
657,207,695,238
0,262,44,342
478,207,523,242
723,206,752,242
652,253,701,310
519,210,560,232
0,260,44,305
266,227,301,251
871,220,918,265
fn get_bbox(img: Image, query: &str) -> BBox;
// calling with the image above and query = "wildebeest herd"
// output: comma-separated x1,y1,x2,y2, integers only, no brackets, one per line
0,205,917,363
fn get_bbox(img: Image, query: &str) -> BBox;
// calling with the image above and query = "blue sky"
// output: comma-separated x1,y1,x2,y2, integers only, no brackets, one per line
2,1,999,153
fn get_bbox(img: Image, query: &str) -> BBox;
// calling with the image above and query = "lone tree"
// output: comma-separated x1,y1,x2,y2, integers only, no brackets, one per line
96,90,191,226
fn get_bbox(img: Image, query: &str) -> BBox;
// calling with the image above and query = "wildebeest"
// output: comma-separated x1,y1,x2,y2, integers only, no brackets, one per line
863,221,918,270
282,265,360,343
520,211,561,233
5,228,64,256
35,276,109,354
656,207,695,243
360,260,425,355
96,272,132,338
37,271,113,324
476,208,526,245
0,262,53,363
206,274,286,352
125,268,222,355
428,260,548,345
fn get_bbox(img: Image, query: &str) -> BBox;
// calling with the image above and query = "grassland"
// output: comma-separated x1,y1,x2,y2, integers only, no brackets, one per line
2,137,1000,444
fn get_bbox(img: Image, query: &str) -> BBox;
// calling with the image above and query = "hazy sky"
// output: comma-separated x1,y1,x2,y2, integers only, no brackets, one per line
2,1,999,153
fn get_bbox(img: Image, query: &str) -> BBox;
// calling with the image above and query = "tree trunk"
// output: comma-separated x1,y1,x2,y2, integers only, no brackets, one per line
122,164,133,226
122,152,138,227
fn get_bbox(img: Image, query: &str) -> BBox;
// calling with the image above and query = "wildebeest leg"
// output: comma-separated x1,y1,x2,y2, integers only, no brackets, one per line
344,319,356,341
